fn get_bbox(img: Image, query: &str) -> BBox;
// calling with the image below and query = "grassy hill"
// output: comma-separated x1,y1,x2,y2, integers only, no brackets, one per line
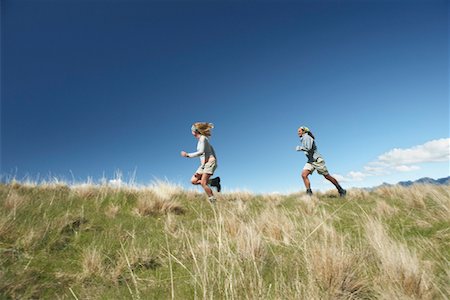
1,181,449,299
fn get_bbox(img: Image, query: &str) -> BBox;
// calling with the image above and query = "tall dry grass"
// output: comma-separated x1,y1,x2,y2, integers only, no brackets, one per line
365,217,433,299
256,206,295,245
0,180,448,299
304,224,372,299
134,191,185,216
3,190,26,220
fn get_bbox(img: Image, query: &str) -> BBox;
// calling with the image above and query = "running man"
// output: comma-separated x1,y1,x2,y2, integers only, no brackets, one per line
296,126,346,197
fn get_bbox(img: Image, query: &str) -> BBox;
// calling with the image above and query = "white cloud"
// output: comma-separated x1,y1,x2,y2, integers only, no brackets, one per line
377,138,450,165
393,165,420,172
363,164,389,175
332,171,366,183
338,138,449,183
348,171,367,181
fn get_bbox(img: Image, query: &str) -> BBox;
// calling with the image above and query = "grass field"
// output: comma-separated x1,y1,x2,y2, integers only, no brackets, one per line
0,180,449,299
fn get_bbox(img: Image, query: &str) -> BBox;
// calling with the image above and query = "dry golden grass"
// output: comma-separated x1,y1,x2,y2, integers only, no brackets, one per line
148,179,183,200
3,191,26,220
228,198,249,216
257,207,295,245
296,194,319,215
346,188,370,201
223,211,241,238
219,190,255,202
15,228,42,250
0,216,11,239
134,192,185,216
1,181,448,299
374,184,432,209
319,189,342,198
373,184,450,223
104,203,120,219
305,227,371,299
71,184,101,199
365,217,433,299
80,247,105,279
164,213,180,237
426,185,450,221
235,222,266,260
375,199,399,217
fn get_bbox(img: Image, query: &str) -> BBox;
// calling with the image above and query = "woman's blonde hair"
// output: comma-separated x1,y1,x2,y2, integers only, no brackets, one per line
192,122,214,136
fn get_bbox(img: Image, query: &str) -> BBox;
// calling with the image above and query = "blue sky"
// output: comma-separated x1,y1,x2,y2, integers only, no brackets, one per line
1,0,449,193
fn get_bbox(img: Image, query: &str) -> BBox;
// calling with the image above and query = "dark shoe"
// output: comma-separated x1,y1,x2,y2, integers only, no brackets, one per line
211,177,221,192
339,189,347,197
216,179,221,193
306,189,313,196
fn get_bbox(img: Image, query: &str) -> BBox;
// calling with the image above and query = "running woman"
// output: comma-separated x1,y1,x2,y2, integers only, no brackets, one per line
296,126,346,197
181,122,221,203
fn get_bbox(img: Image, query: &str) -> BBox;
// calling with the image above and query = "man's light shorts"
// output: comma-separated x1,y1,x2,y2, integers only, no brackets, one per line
303,158,329,175
196,160,217,175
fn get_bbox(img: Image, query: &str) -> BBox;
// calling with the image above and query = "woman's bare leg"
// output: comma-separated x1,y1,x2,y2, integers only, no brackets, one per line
200,173,214,197
191,173,202,185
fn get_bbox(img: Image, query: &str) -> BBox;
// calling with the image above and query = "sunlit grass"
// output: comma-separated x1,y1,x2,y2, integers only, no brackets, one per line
0,179,448,299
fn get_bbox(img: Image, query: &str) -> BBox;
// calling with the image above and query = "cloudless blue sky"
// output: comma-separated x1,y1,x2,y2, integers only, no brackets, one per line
1,0,449,192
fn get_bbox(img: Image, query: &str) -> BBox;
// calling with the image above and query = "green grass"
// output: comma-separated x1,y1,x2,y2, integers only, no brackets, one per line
0,182,449,299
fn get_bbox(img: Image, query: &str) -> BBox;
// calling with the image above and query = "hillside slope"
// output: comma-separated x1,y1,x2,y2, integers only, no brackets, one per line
1,182,449,299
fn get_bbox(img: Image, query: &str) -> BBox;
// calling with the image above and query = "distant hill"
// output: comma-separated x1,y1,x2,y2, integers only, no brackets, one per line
379,176,450,188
